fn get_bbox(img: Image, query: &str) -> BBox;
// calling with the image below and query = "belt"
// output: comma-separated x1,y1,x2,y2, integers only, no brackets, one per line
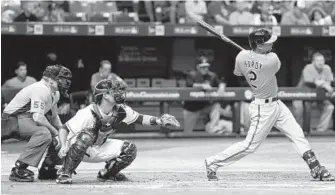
2,113,12,119
2,112,33,119
252,97,278,104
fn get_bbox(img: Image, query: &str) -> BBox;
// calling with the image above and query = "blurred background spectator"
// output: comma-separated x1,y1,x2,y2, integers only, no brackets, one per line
207,0,230,25
293,52,334,132
2,61,36,89
1,61,37,110
228,1,254,25
271,1,291,23
90,60,123,91
89,60,124,104
281,0,310,25
185,0,207,24
14,1,40,22
1,0,20,23
43,1,69,22
183,56,226,134
4,0,333,25
309,6,333,25
253,1,278,25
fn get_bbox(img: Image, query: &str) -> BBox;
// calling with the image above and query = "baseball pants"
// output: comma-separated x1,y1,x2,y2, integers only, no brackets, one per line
66,137,125,163
206,100,312,172
183,103,221,134
1,113,52,167
293,100,334,131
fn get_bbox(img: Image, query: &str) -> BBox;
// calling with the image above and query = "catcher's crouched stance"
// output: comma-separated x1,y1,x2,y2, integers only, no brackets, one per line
56,79,180,184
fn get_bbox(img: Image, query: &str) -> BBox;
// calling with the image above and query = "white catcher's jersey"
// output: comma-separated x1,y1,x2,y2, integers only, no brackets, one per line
234,50,281,99
65,104,139,143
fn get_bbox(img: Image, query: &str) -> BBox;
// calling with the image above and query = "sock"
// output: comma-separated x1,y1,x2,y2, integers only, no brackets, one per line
15,160,28,169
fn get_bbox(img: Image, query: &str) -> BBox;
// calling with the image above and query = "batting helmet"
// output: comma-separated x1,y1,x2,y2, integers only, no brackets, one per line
93,79,127,104
248,28,277,50
43,65,72,97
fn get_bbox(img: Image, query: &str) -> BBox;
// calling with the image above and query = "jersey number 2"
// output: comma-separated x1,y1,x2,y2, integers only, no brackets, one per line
247,70,258,88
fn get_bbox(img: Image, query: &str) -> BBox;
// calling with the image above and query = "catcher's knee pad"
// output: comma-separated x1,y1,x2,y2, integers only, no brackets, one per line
62,132,95,174
120,140,137,163
103,141,137,176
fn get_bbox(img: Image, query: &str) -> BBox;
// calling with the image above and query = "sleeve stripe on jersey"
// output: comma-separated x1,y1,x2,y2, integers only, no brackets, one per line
65,122,75,135
125,113,140,125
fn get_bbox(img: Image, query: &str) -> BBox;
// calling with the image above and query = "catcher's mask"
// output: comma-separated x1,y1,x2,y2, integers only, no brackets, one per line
93,79,126,104
43,65,72,98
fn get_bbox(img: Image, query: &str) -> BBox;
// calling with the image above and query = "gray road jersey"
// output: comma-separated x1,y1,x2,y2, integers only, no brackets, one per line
234,50,281,99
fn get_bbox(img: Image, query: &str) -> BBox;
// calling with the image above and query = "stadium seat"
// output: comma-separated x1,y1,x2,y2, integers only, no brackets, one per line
70,1,91,13
69,1,91,21
162,79,177,88
92,1,117,13
64,13,85,22
115,1,134,12
152,78,177,88
115,14,135,23
88,13,110,22
176,1,186,23
136,78,150,88
90,1,118,22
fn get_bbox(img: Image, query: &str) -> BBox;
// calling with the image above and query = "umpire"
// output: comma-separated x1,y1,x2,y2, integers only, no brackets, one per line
183,56,226,134
1,65,72,182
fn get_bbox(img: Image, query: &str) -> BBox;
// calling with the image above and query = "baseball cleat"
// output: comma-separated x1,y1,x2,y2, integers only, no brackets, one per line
312,166,335,181
205,160,219,181
38,166,58,180
97,171,129,182
56,173,73,184
9,167,34,182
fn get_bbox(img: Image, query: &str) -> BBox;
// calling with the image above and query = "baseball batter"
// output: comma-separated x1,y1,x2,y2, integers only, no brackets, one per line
1,65,72,182
205,28,334,181
56,79,180,184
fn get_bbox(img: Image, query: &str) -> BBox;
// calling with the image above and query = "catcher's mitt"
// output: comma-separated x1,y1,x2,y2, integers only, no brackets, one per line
159,114,180,128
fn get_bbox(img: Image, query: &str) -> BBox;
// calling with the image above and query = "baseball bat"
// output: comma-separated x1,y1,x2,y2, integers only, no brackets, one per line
197,20,245,51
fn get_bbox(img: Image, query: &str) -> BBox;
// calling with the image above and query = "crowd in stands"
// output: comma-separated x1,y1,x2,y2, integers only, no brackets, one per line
1,0,335,25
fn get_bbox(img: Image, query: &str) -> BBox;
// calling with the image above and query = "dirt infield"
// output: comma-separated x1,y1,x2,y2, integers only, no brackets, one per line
2,137,335,195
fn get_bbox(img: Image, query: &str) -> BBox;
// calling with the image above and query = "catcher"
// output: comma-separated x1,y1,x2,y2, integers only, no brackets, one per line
56,79,180,184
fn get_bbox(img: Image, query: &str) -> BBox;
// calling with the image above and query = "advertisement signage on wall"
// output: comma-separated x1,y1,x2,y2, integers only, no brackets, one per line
2,23,335,37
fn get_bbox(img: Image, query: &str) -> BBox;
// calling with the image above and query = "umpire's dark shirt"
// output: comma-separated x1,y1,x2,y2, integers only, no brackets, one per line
183,70,222,112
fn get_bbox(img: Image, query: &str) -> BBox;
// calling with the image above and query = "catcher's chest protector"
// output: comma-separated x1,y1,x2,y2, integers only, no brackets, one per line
91,104,127,145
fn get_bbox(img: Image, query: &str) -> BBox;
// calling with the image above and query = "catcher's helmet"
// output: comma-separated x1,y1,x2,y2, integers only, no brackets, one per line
248,28,277,50
43,65,72,97
93,79,126,104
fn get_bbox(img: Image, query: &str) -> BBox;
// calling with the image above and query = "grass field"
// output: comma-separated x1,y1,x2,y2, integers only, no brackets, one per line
2,137,335,195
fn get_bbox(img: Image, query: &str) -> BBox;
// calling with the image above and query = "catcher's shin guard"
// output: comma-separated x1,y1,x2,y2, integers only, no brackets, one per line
57,132,94,184
303,150,335,181
98,141,137,181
